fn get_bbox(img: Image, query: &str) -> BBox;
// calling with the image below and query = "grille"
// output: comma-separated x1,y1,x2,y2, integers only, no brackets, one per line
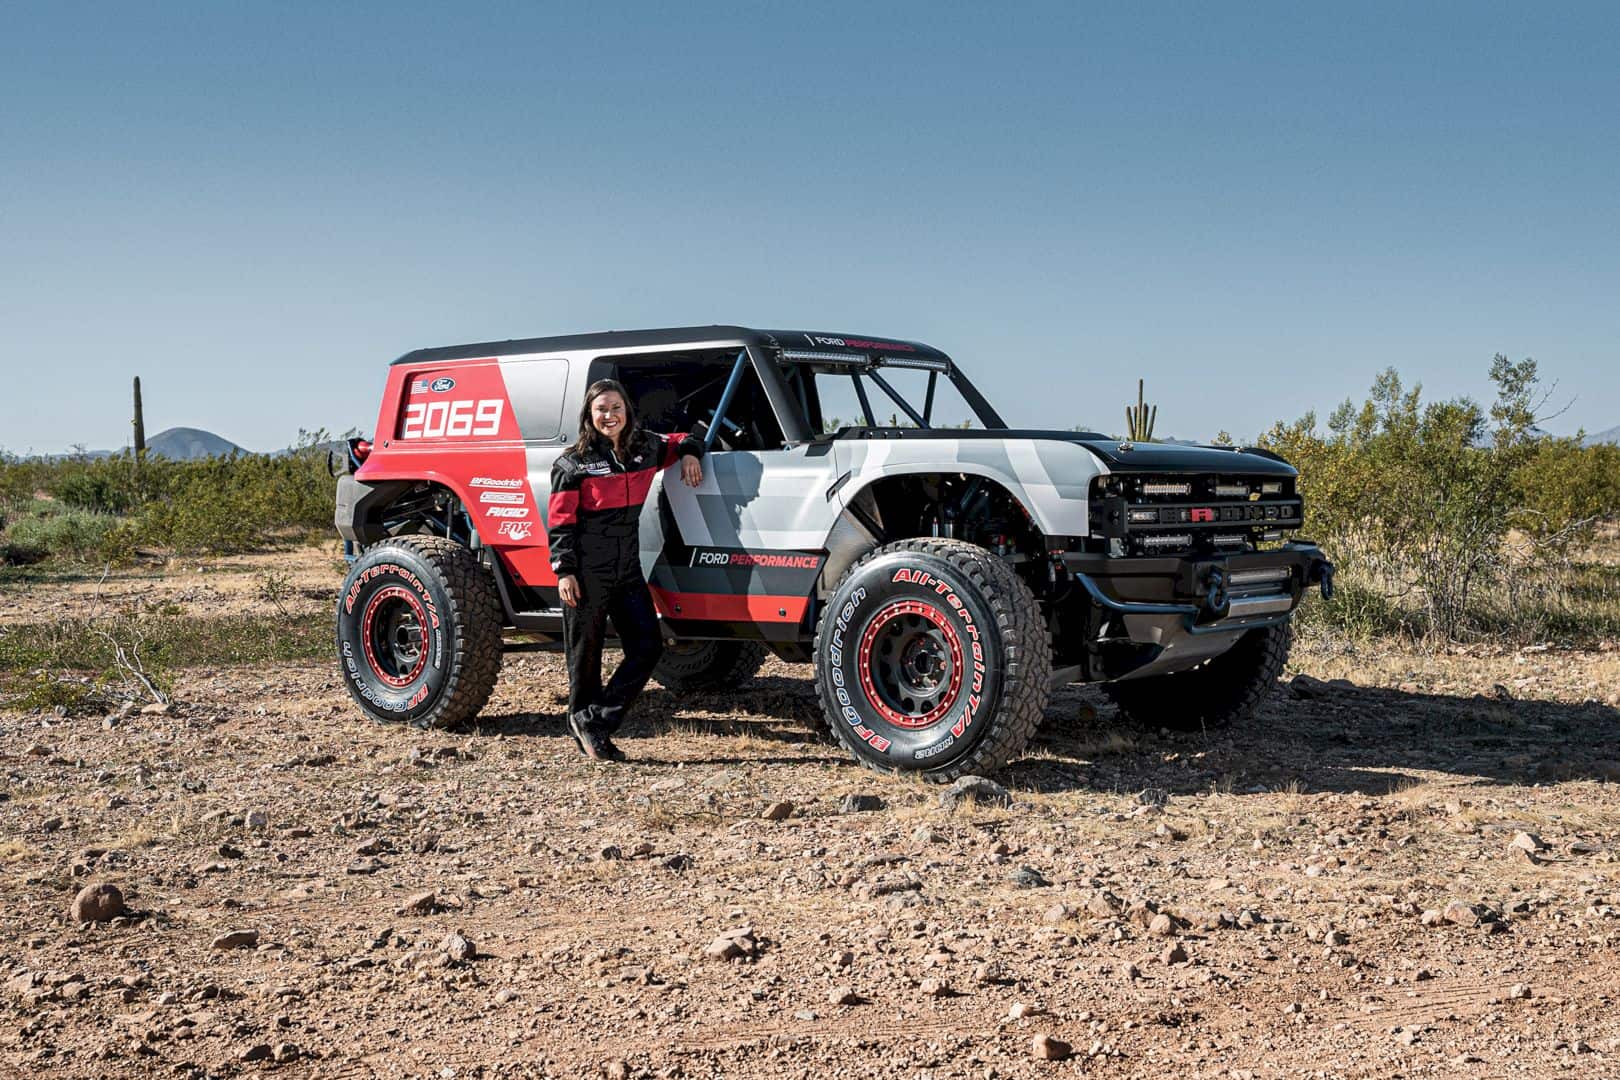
1089,474,1303,556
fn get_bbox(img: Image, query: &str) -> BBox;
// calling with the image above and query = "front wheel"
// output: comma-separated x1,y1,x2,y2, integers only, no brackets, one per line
814,538,1050,782
1103,620,1292,733
336,536,502,729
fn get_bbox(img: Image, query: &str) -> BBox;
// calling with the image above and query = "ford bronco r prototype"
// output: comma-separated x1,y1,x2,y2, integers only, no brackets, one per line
335,326,1333,780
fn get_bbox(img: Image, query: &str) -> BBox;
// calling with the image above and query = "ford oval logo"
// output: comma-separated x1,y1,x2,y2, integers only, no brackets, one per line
430,377,456,392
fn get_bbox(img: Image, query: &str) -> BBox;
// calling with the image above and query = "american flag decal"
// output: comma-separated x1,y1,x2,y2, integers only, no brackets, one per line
411,380,430,394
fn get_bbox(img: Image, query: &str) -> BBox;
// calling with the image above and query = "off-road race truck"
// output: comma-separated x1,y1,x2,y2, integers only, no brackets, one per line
334,326,1334,780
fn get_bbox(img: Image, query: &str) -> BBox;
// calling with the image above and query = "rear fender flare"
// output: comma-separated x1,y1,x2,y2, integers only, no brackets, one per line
344,470,489,545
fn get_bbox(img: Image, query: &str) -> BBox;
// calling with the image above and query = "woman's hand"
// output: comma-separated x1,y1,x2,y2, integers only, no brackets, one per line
680,455,703,488
558,574,581,608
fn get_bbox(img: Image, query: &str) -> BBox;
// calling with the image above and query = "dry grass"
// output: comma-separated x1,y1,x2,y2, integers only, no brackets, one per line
0,838,37,863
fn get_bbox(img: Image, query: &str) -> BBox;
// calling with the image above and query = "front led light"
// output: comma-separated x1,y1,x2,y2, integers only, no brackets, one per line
1141,482,1192,496
1212,533,1248,547
1261,529,1283,542
1213,484,1249,498
1128,509,1159,524
1261,481,1284,494
1140,533,1192,548
1229,566,1290,585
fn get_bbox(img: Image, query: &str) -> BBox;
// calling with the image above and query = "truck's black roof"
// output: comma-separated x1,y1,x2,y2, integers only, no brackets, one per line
391,326,952,367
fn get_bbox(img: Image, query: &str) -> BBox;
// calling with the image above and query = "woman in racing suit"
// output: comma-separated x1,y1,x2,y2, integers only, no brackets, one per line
546,379,703,760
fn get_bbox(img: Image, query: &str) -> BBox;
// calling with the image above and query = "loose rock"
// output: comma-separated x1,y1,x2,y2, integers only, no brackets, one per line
939,775,1012,812
69,883,125,924
211,929,260,950
1031,1034,1072,1061
442,932,477,963
396,891,439,916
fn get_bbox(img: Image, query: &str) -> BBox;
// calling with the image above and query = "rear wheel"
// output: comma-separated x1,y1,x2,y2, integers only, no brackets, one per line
336,536,502,730
814,538,1049,782
651,640,767,692
1103,620,1292,733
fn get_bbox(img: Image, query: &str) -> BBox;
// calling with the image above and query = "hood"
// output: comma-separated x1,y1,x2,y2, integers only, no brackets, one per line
1067,437,1295,475
824,426,1295,476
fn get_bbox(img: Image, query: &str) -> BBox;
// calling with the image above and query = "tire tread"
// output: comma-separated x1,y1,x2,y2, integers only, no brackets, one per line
813,538,1051,781
340,536,503,730
1103,620,1292,733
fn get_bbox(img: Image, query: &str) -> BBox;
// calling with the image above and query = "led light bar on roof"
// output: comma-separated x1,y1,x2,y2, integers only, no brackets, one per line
780,349,868,364
877,355,949,372
1141,482,1192,496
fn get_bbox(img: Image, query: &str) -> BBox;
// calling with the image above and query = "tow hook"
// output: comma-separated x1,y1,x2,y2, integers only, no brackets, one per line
1313,560,1336,602
1203,566,1229,619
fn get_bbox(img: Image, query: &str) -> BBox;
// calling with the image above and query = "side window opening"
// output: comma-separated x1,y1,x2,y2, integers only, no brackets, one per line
802,365,980,434
594,349,787,452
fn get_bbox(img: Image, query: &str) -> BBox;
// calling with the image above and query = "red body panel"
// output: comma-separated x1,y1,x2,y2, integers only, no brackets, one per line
356,359,558,586
647,586,808,624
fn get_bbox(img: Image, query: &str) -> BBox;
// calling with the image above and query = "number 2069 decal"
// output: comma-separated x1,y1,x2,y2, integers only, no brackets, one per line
400,399,504,439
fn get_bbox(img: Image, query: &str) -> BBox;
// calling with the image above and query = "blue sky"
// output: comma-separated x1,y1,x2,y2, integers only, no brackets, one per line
2,2,1616,453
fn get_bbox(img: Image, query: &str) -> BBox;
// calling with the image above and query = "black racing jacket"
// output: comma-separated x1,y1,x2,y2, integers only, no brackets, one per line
546,428,703,582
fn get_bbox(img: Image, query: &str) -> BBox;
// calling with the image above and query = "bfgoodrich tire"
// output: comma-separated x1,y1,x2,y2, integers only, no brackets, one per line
336,536,502,730
814,538,1050,782
652,640,767,693
1103,620,1292,733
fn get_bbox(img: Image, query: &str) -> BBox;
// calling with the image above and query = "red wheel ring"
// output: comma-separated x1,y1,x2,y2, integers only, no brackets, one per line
856,599,964,729
360,584,429,688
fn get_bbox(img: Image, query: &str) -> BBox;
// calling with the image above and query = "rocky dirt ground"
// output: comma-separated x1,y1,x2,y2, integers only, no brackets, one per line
4,554,1620,1078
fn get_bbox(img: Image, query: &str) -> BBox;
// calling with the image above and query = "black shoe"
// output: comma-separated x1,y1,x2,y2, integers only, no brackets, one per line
597,737,627,763
567,712,602,760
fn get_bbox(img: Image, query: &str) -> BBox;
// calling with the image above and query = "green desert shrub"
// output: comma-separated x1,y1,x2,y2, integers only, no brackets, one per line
1262,356,1620,642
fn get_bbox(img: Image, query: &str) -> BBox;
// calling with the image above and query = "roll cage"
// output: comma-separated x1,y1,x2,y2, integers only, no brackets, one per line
688,337,1009,449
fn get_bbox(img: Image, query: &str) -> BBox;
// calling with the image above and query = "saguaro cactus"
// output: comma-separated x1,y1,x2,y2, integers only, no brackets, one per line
1125,378,1157,442
133,376,146,456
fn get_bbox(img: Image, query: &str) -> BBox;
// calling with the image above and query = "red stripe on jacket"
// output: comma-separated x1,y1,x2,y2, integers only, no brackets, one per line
577,467,658,511
547,488,579,528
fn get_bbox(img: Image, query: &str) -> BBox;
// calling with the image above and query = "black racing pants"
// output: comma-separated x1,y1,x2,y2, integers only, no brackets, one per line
562,573,665,737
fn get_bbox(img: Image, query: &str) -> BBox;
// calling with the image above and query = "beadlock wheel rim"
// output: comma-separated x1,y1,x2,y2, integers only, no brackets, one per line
361,585,428,688
856,599,964,729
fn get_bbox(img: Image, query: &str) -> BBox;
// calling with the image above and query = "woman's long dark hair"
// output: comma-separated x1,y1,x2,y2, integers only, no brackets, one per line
572,379,638,456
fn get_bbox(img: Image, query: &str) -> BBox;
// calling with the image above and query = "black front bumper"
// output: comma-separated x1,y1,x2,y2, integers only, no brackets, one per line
1060,542,1334,632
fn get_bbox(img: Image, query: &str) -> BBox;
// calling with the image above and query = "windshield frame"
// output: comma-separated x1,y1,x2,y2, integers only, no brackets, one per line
775,349,1007,436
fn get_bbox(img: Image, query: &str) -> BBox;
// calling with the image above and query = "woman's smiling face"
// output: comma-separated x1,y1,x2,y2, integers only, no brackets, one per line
590,390,627,442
